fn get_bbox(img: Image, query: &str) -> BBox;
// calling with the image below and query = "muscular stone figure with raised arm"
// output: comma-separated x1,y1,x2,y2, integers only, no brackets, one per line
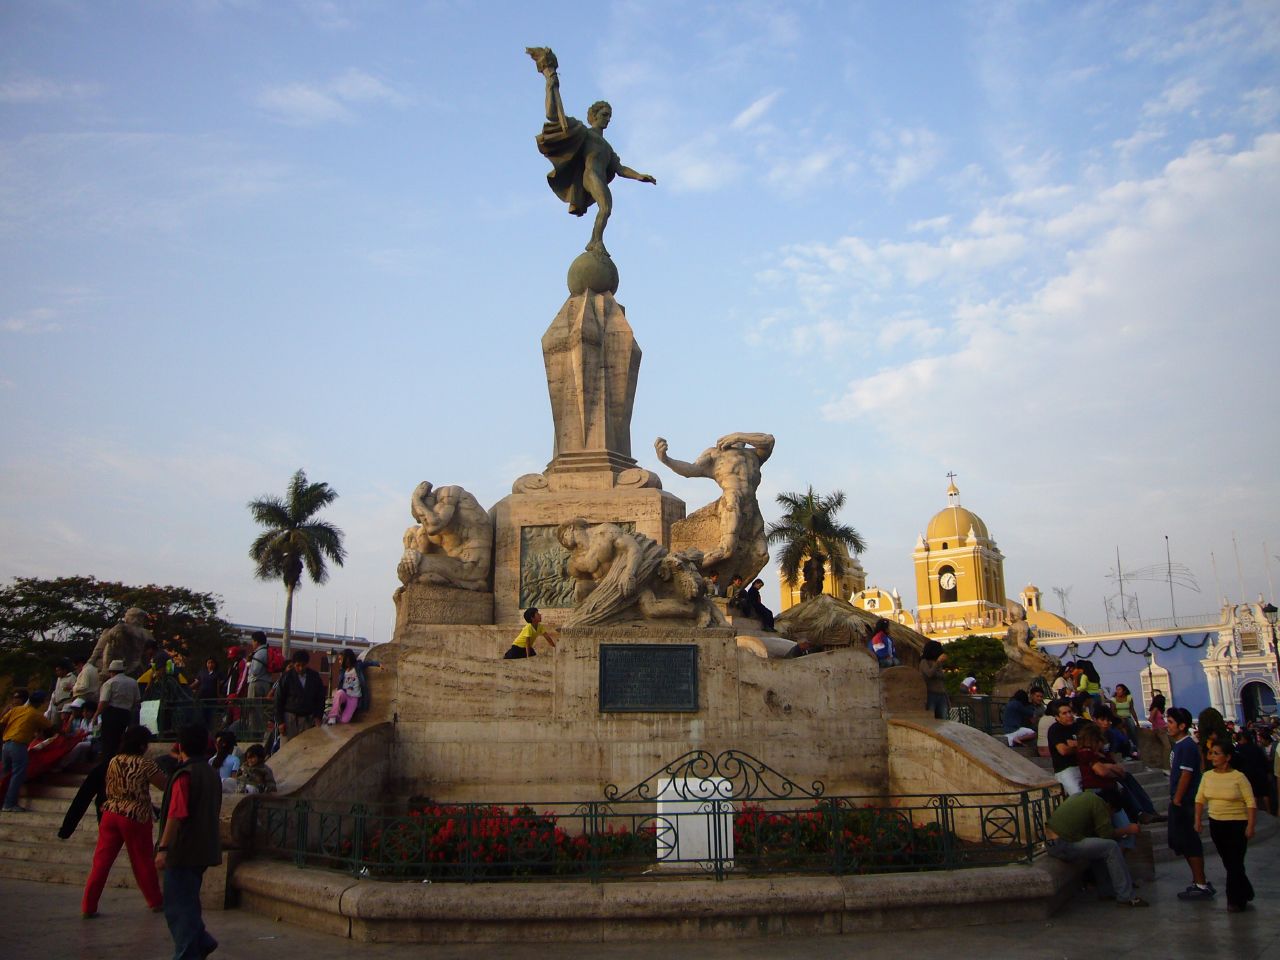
654,432,775,576
396,481,493,592
528,46,656,257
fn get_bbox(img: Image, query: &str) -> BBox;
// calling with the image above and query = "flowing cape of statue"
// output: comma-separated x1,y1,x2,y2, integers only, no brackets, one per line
568,531,667,627
536,117,601,217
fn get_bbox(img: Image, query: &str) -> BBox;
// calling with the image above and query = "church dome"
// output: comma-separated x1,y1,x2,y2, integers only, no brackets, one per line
924,480,990,544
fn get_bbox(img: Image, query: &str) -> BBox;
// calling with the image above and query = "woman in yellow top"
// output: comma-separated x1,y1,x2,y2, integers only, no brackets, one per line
504,607,559,660
1111,683,1139,743
1194,740,1256,913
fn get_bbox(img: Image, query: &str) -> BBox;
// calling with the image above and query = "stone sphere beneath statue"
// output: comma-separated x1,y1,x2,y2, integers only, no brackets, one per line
567,250,620,295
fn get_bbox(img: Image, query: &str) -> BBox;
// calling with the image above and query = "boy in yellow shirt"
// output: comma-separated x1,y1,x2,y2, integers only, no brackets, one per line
504,607,559,659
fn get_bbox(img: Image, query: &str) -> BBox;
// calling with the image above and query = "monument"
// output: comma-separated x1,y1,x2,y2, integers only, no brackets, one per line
222,48,1063,941
374,47,897,799
368,47,1044,808
481,49,683,624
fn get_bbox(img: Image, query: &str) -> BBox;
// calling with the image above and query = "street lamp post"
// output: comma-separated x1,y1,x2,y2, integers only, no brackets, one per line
1263,602,1279,711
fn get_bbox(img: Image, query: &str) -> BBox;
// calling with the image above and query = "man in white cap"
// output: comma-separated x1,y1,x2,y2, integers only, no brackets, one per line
92,659,140,760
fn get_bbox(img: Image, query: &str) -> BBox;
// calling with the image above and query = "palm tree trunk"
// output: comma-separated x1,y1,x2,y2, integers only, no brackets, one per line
282,582,295,661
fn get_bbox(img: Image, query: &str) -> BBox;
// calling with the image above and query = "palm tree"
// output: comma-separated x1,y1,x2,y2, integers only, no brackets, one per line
766,487,866,601
248,469,347,659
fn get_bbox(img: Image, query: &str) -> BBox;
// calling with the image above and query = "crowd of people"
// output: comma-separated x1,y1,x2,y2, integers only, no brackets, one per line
0,631,372,812
0,628,374,955
1011,660,1273,916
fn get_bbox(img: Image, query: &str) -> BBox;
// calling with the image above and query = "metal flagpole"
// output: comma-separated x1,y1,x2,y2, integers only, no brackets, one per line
1233,532,1246,603
1165,535,1177,625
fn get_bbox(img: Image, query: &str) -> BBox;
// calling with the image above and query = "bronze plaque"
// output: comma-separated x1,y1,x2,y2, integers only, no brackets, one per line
599,644,699,713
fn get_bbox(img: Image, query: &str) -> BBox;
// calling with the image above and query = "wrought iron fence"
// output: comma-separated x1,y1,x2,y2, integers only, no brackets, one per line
249,750,1061,882
949,695,1012,735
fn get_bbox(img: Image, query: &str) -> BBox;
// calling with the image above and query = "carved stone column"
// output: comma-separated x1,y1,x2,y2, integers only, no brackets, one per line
541,290,640,482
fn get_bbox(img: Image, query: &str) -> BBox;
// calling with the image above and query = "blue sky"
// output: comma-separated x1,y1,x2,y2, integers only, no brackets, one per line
3,1,1278,641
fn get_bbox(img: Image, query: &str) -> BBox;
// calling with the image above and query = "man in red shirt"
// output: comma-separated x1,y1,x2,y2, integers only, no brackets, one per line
155,725,222,959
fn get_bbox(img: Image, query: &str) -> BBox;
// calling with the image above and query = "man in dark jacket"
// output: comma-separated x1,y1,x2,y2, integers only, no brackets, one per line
276,650,325,740
155,724,222,960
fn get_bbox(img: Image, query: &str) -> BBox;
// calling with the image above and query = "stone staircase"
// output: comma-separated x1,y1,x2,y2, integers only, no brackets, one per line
0,772,143,889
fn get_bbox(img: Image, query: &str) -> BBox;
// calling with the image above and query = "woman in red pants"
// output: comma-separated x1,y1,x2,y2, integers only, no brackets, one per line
81,725,168,918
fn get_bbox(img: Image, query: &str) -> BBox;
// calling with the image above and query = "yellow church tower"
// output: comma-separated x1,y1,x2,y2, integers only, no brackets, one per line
913,475,1007,638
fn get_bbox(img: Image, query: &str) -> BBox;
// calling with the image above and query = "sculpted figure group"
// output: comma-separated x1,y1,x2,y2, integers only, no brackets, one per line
395,424,774,629
555,518,725,629
655,432,774,584
397,481,493,592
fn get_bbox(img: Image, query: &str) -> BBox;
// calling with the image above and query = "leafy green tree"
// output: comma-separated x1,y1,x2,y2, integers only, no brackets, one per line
765,487,866,600
0,576,237,693
940,634,1009,696
248,469,346,660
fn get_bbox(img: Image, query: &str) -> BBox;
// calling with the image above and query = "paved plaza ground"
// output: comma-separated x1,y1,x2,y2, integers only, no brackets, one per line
4,833,1276,960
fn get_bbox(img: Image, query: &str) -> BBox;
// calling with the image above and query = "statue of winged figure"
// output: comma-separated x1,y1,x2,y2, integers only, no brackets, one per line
527,46,657,258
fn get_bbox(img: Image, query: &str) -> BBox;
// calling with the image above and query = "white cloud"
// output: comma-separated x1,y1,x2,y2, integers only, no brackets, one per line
1143,77,1206,117
877,316,945,350
908,215,951,234
297,0,355,31
779,228,1028,290
1125,3,1280,64
873,127,944,190
0,76,100,103
3,307,62,334
819,134,1280,465
654,133,742,192
767,144,847,194
1114,126,1166,160
731,91,782,131
1240,86,1280,126
256,68,405,125
0,133,292,238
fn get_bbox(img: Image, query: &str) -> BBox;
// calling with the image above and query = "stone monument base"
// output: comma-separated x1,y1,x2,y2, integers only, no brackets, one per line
375,624,888,800
393,582,494,630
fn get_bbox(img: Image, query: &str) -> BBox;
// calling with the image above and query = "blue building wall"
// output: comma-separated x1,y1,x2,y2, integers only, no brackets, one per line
1037,630,1220,718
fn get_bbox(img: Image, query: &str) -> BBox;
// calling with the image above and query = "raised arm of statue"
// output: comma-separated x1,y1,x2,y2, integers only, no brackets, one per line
654,437,714,479
527,47,567,134
716,432,775,463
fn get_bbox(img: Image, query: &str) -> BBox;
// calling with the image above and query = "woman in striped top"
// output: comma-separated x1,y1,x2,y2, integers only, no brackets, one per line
80,725,168,918
1195,739,1257,913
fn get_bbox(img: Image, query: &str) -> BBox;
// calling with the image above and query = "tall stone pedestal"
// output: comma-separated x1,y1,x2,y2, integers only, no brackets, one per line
542,288,640,478
488,284,687,623
393,582,494,632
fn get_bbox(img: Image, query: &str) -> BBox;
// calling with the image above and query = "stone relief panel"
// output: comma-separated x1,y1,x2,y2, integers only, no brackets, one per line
519,521,634,609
